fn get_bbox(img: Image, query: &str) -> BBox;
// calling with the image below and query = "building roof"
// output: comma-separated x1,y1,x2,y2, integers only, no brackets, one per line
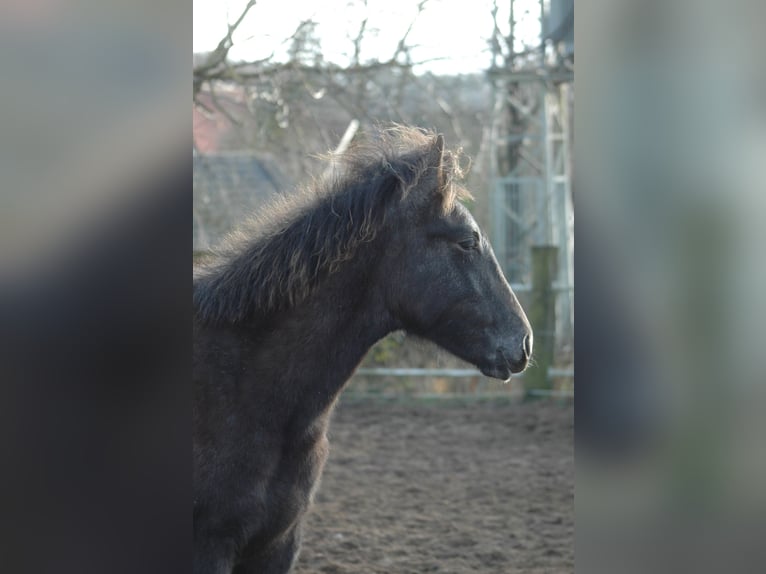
193,152,289,251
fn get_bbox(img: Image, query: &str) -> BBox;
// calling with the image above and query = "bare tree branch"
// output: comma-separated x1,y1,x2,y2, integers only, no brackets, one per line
194,0,258,98
391,0,429,64
351,0,368,67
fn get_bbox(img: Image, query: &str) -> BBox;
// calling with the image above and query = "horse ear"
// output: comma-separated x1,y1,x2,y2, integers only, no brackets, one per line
427,134,446,190
430,134,445,168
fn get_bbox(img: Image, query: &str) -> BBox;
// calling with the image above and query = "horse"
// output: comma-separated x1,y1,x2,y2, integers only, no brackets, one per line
193,126,533,574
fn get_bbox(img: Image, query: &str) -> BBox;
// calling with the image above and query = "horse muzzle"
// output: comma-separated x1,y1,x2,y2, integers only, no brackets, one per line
479,333,533,381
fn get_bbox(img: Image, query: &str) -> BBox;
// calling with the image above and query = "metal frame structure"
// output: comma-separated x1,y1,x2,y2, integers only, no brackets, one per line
489,0,574,352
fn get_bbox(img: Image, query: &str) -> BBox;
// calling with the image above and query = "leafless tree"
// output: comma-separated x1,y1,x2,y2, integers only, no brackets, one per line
194,0,507,217
194,1,483,177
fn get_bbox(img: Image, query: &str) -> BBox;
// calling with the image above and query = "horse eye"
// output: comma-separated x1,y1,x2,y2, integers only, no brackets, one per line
457,233,479,251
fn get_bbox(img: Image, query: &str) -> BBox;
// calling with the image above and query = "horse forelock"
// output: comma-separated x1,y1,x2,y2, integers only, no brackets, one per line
193,126,469,325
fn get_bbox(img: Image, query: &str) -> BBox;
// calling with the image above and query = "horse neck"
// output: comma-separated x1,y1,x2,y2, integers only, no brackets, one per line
251,251,395,422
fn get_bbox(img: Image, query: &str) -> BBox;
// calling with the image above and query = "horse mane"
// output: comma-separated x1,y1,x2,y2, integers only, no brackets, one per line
193,125,469,325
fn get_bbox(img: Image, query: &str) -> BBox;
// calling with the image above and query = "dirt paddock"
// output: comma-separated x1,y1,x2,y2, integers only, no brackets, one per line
294,399,574,574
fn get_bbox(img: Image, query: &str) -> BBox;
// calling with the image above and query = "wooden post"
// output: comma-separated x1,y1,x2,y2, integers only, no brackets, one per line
525,245,558,394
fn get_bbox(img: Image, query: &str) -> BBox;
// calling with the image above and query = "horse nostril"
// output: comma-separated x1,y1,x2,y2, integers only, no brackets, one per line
522,334,532,359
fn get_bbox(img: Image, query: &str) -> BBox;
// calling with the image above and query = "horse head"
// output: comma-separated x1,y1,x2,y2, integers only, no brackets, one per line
380,134,533,380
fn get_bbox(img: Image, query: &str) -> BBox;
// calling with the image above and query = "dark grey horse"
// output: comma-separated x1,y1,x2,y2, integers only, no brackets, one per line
193,127,532,573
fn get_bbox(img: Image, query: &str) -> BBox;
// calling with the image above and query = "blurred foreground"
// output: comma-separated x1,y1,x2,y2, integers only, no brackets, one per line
577,0,766,572
0,3,189,574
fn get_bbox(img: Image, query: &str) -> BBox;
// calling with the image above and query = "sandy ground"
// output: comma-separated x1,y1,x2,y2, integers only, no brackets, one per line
294,399,573,574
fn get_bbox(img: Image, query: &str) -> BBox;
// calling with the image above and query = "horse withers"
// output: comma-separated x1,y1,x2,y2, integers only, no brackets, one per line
193,127,532,573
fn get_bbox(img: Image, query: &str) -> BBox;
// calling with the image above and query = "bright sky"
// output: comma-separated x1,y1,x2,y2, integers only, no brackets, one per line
193,0,542,75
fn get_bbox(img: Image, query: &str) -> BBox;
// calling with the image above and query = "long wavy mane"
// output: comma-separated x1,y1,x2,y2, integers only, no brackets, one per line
193,126,469,325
